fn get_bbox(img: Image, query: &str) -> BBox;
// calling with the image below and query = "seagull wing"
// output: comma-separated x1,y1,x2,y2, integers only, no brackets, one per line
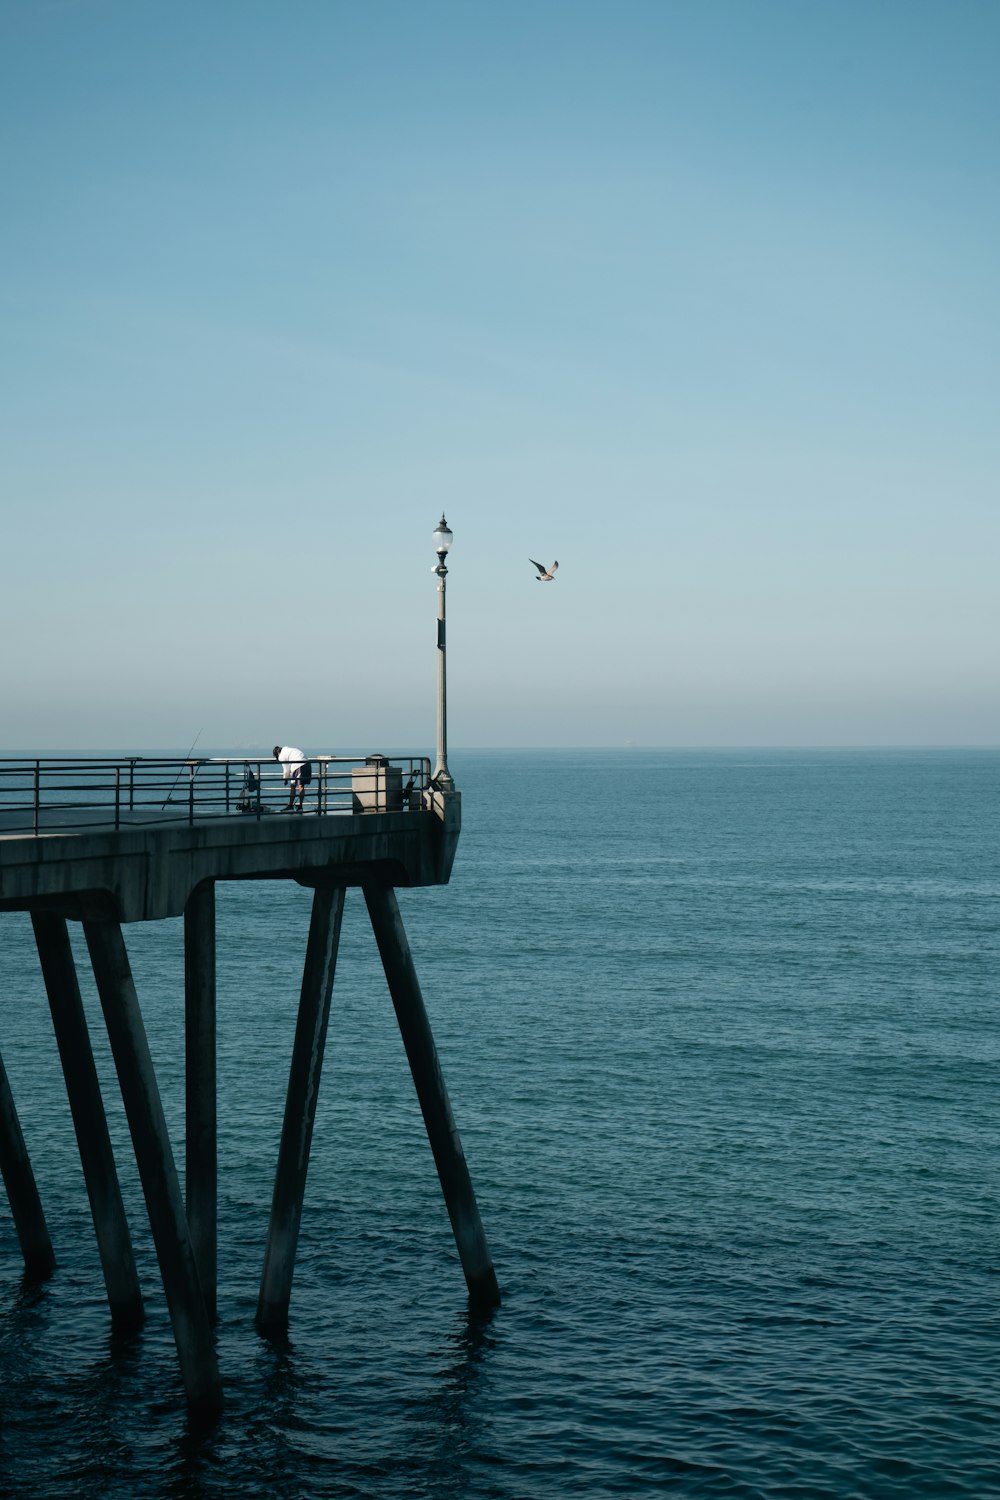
529,558,545,573
550,561,559,574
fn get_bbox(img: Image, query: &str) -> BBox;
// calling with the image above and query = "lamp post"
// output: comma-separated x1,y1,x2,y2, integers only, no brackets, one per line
432,514,454,791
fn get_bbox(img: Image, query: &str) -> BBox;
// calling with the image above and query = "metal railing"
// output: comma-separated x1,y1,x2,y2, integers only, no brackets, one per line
0,755,433,837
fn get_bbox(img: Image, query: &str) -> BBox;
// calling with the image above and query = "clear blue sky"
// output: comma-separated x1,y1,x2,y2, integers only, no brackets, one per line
2,0,997,751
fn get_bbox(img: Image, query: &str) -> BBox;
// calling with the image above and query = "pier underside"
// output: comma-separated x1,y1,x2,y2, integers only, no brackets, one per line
0,794,461,922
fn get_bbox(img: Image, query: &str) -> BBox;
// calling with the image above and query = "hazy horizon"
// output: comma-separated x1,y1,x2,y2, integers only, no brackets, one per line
1,742,997,758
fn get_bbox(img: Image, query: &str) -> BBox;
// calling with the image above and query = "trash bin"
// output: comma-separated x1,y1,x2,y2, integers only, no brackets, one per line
351,754,403,812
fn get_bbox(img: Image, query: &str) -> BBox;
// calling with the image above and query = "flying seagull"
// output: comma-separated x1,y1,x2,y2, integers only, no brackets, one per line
530,558,559,581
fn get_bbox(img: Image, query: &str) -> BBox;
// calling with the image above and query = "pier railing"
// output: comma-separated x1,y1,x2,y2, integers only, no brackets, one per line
0,755,433,836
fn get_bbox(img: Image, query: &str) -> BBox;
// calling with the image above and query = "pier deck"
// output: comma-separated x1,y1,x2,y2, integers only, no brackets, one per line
0,753,460,919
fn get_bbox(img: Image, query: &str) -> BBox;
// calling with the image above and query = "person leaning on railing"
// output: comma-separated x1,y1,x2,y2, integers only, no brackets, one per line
272,745,311,812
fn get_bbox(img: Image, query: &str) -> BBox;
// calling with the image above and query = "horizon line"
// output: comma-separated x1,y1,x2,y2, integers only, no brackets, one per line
1,743,999,757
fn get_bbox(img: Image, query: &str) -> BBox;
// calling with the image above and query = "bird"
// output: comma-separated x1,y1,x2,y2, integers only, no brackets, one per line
530,558,559,581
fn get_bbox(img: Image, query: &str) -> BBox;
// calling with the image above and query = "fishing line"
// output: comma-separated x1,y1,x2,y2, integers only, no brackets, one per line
161,728,204,809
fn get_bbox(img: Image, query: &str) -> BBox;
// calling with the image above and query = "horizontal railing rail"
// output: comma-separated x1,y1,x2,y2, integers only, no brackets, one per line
0,755,433,837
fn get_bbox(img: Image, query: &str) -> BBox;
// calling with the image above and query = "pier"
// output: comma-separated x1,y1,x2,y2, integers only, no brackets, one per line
0,751,499,1419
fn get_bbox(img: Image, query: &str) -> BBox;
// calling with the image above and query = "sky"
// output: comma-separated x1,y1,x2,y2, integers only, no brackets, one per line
2,0,997,752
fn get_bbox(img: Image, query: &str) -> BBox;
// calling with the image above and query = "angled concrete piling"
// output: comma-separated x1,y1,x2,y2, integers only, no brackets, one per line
0,1048,55,1280
84,919,222,1418
257,884,345,1335
364,883,500,1308
31,910,143,1330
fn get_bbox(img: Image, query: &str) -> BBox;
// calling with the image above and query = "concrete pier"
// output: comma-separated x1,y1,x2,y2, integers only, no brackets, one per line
0,757,495,1414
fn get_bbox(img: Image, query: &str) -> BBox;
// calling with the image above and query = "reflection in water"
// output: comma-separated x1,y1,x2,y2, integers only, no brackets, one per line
415,1300,500,1494
0,1279,151,1497
170,1332,305,1500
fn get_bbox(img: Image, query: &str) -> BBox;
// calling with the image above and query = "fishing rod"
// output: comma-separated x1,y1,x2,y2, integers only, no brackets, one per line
161,727,204,809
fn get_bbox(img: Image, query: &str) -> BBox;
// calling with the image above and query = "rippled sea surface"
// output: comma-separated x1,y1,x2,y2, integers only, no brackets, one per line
1,748,998,1498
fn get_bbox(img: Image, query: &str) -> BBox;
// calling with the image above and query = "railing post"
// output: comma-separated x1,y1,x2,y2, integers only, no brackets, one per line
188,763,195,826
33,760,40,835
114,765,121,831
129,759,136,812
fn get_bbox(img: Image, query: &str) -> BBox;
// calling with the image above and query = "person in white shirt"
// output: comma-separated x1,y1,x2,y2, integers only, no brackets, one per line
272,745,312,812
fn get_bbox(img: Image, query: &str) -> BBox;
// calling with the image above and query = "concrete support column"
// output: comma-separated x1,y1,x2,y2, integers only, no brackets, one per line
31,911,143,1330
0,1048,55,1280
83,919,221,1419
363,883,500,1307
257,885,345,1336
184,881,216,1319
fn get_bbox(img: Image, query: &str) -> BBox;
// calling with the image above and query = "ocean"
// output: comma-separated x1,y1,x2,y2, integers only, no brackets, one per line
0,748,997,1498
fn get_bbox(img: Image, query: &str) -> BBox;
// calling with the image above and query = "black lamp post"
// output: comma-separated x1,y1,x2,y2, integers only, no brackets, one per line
432,515,454,790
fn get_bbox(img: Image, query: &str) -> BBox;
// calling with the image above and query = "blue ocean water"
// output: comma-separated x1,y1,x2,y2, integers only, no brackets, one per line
1,748,998,1498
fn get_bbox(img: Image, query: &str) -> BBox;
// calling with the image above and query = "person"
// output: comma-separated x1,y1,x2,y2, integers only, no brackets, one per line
272,745,312,811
